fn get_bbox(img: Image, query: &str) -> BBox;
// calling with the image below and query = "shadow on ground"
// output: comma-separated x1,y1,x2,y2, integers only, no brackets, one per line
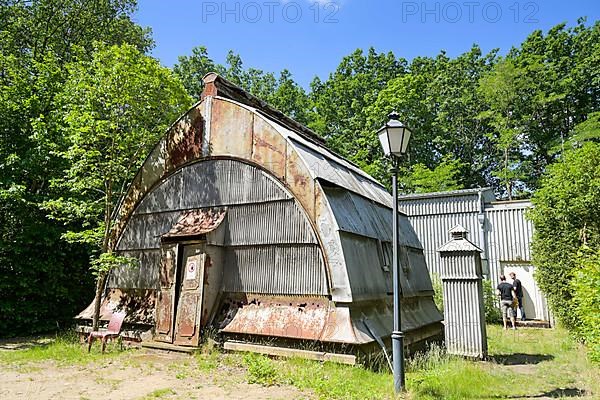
490,353,554,365
0,337,54,351
496,387,587,398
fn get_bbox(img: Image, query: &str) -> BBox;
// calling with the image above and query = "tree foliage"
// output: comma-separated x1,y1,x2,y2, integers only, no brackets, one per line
529,142,600,331
47,43,191,249
0,0,153,336
46,43,191,328
571,247,600,362
174,47,311,124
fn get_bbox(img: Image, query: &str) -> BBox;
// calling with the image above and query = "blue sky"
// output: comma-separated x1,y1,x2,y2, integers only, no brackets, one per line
134,0,599,88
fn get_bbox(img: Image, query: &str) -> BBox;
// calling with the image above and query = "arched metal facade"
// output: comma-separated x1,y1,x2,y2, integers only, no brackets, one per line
78,73,443,350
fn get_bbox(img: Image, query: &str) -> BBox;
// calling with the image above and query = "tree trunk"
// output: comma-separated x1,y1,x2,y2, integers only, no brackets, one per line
93,179,113,331
92,271,108,331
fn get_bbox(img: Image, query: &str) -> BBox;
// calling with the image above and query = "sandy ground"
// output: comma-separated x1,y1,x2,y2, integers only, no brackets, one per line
0,350,311,400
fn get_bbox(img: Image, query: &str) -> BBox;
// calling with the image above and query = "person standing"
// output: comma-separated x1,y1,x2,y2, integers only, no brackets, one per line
496,275,517,330
510,272,526,321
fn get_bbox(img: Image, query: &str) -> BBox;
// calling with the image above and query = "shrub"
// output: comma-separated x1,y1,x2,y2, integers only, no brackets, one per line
243,353,278,386
431,273,444,315
483,279,501,323
528,142,600,331
572,248,600,362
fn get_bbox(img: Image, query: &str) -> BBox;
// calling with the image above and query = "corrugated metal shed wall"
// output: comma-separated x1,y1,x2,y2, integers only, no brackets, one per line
442,279,487,357
111,159,327,295
399,191,483,277
398,191,534,281
485,202,533,262
223,245,327,295
409,213,481,276
484,201,534,285
399,191,548,320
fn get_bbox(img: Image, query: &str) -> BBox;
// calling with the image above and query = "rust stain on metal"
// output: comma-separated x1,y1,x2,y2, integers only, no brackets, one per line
163,209,226,239
252,116,286,179
286,146,315,220
167,106,204,171
156,292,173,334
210,98,253,158
220,296,341,341
176,293,199,338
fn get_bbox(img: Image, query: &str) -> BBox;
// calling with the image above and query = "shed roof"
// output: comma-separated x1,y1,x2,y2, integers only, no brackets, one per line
397,187,496,202
203,73,394,209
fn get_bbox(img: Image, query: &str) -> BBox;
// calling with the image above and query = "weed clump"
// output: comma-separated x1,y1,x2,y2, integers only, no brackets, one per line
243,353,278,386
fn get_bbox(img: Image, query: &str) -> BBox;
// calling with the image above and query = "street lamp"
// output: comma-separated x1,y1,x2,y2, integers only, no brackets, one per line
376,111,412,393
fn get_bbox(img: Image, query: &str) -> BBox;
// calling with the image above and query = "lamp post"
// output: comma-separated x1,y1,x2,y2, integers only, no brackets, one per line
377,111,412,394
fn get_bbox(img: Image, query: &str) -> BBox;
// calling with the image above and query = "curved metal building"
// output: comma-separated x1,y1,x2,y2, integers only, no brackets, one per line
79,73,443,352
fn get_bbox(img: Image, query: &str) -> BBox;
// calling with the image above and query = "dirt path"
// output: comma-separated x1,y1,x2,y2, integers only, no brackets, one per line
0,351,310,400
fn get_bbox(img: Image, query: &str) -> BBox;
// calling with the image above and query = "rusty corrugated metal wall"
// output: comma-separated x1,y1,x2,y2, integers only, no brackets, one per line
95,74,444,349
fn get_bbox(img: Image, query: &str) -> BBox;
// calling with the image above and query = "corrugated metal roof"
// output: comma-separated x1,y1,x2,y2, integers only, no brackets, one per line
217,96,395,209
438,239,482,253
398,187,495,201
322,186,422,248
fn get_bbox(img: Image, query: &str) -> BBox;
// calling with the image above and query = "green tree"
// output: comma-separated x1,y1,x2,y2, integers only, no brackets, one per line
507,19,600,190
173,46,225,99
401,157,464,194
310,47,405,154
367,46,496,189
45,43,192,329
268,70,312,126
478,59,532,200
0,0,152,336
529,142,600,331
571,247,600,362
173,47,312,125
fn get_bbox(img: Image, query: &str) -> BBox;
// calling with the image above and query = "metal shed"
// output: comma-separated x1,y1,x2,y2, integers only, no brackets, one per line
398,188,550,322
77,73,443,353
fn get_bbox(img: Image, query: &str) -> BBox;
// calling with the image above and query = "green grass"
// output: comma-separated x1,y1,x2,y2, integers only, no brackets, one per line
280,357,393,400
230,325,599,400
1,326,597,399
0,331,127,366
193,339,220,372
243,353,279,386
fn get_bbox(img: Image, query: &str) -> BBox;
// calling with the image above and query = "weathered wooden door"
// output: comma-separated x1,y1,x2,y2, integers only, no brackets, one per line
154,243,178,343
173,244,207,346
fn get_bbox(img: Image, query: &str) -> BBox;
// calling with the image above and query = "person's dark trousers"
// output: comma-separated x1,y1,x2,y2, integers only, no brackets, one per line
517,297,526,320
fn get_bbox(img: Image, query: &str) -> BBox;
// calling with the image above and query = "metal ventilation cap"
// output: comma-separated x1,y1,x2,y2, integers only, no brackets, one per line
449,224,469,240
